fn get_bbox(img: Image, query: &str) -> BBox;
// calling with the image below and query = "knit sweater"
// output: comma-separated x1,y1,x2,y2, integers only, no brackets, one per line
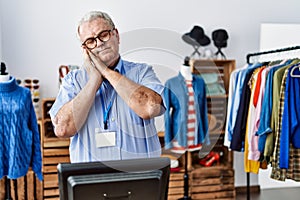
0,77,42,180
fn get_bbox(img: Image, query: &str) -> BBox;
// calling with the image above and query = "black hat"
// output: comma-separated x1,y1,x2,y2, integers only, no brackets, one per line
1,62,8,75
182,25,211,46
212,29,229,48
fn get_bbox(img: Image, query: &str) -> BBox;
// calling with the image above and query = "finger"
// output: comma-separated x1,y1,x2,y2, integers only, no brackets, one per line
82,50,93,71
83,49,97,69
86,49,97,63
86,49,107,71
83,48,92,61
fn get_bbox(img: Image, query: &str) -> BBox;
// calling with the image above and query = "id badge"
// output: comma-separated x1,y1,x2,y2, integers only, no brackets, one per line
95,128,116,148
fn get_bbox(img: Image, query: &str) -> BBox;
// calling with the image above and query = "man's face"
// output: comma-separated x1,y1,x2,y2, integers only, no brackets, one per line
79,18,120,67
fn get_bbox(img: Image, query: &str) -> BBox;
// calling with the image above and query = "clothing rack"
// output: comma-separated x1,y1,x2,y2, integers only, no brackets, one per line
245,45,300,200
246,45,300,64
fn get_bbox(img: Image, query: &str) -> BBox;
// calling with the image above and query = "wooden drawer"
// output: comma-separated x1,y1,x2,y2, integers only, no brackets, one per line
43,156,70,165
44,198,59,200
168,187,184,196
43,165,60,173
43,174,59,188
43,138,70,148
169,179,184,188
43,148,69,156
192,176,234,186
191,166,235,200
191,166,234,179
168,194,186,200
43,187,59,198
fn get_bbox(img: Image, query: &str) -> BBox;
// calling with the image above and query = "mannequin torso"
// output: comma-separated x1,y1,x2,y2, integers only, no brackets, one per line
0,62,10,82
180,64,192,80
0,74,10,82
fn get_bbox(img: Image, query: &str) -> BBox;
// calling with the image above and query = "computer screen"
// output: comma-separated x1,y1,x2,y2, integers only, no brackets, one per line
57,157,170,200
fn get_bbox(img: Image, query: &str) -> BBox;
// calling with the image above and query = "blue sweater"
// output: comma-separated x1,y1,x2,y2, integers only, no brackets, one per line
280,65,300,169
0,77,42,180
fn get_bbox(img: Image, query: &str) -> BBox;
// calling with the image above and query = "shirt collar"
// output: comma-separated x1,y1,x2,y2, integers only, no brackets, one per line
103,57,124,85
114,57,123,74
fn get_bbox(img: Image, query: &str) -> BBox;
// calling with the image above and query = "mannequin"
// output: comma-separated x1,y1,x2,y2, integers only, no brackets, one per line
169,57,204,153
1,62,12,200
164,56,209,200
0,62,10,82
0,62,43,200
180,57,192,81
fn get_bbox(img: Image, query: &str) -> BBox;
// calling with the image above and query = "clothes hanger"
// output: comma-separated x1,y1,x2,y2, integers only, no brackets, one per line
290,64,300,78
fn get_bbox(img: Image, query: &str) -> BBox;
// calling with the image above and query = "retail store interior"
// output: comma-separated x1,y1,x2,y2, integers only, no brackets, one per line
1,0,300,199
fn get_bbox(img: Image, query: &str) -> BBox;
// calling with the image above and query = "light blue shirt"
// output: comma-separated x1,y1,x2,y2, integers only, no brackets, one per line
225,63,260,147
224,67,242,147
50,58,165,163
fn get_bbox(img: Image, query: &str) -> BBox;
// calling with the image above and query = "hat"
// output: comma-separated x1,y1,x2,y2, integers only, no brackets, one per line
1,62,8,75
182,25,210,46
212,29,229,48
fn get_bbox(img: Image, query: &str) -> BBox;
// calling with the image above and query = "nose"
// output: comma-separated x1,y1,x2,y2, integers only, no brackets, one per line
96,37,104,47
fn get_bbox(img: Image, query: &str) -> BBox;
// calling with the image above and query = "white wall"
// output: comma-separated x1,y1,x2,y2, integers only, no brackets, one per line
1,0,300,188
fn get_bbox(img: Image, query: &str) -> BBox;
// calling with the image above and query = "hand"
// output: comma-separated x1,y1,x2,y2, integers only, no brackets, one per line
85,49,109,77
83,48,103,83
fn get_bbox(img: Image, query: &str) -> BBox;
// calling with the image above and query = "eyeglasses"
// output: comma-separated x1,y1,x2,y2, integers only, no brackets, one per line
82,29,115,50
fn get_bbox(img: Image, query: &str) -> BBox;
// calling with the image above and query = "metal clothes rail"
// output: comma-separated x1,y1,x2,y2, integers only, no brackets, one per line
245,45,300,200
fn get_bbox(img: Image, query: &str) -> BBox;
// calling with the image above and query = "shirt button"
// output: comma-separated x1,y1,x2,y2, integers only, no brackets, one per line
111,118,115,122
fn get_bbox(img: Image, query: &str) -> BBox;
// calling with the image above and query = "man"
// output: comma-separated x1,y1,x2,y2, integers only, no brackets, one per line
50,11,165,162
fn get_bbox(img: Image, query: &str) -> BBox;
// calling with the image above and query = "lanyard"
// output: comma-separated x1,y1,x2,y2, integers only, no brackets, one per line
99,61,124,130
99,88,116,129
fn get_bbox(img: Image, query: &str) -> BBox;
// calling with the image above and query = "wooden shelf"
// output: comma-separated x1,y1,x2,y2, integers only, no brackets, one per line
40,98,70,199
162,59,236,200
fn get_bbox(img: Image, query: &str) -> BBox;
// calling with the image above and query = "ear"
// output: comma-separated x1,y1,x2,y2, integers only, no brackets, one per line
114,28,120,44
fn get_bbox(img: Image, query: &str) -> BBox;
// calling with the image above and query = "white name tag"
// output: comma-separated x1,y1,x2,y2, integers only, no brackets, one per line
95,130,116,148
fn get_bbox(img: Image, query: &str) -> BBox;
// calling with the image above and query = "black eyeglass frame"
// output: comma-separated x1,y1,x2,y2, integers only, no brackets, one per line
81,28,115,50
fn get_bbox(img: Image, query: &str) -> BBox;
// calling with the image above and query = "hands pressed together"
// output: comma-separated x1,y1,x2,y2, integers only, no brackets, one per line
82,48,107,87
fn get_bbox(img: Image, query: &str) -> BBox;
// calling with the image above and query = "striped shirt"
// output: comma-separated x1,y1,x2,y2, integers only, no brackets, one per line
172,80,202,153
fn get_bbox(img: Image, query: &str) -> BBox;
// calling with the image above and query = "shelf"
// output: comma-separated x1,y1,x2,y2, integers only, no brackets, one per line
165,59,236,200
40,98,70,200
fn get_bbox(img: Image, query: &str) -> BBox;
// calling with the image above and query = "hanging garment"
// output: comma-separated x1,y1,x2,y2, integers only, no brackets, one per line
0,77,42,180
270,63,300,182
224,63,261,148
247,66,267,161
244,68,261,174
230,63,262,151
224,66,245,147
270,66,290,181
164,72,209,150
263,60,299,160
280,63,300,168
256,60,291,156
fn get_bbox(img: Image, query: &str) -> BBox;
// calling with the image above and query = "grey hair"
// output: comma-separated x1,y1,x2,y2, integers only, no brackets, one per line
77,11,115,38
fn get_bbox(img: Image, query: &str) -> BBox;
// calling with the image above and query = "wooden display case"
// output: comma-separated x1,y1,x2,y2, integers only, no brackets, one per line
39,98,70,200
162,59,236,200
